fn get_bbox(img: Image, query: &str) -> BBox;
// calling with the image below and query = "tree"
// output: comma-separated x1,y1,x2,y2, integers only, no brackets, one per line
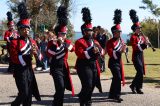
7,0,75,38
141,18,158,48
139,0,160,48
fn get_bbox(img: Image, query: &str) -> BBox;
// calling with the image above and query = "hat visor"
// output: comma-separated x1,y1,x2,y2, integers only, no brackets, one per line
136,26,142,29
84,28,93,31
114,29,122,32
58,32,67,35
8,24,14,26
19,25,30,29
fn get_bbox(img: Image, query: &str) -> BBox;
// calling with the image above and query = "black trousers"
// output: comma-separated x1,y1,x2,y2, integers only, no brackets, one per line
77,60,97,103
7,60,15,72
51,59,68,106
109,65,121,98
11,65,33,106
131,59,144,89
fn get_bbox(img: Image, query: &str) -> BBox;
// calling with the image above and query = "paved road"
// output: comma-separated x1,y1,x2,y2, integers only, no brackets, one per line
0,66,160,106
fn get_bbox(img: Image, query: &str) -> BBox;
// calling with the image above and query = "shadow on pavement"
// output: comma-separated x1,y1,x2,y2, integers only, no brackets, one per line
0,67,8,73
8,92,125,105
0,102,11,105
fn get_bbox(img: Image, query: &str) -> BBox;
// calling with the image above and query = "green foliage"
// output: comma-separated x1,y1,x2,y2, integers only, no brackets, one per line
7,0,75,39
140,0,160,48
39,24,45,32
141,18,158,48
140,0,160,17
0,20,8,40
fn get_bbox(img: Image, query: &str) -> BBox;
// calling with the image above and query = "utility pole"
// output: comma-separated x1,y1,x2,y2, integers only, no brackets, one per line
158,20,160,48
153,19,159,48
156,19,159,48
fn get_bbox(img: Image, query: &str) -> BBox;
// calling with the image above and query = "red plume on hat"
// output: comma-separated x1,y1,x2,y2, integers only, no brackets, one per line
6,12,14,26
17,2,30,29
54,6,68,36
111,9,122,33
129,9,142,31
81,7,92,35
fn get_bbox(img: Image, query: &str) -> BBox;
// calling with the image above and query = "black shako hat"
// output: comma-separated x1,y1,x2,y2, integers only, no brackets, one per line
17,2,30,29
81,7,93,35
6,11,14,26
111,9,122,33
129,9,142,31
54,6,68,36
111,9,122,34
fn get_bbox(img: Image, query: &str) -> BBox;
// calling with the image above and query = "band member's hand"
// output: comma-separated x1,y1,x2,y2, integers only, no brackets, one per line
57,37,64,46
57,39,62,46
144,36,149,44
13,36,18,39
32,44,38,55
121,45,127,53
32,49,38,55
93,47,99,54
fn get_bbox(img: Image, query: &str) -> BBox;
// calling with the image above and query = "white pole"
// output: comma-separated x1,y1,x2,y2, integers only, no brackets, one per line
157,20,159,48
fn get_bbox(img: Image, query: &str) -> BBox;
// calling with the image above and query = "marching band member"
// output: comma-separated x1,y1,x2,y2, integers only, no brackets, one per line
10,3,41,106
46,6,75,106
75,7,103,106
129,9,147,94
95,26,108,72
106,9,126,103
4,12,19,72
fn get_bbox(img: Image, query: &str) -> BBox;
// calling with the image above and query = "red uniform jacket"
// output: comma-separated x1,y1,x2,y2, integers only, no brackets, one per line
46,39,75,96
130,33,147,61
9,36,39,66
75,37,104,92
130,33,147,75
75,38,104,60
106,38,125,86
47,39,75,60
4,30,19,43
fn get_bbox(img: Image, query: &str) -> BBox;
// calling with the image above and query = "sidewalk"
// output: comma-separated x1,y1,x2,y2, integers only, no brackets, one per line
0,65,160,106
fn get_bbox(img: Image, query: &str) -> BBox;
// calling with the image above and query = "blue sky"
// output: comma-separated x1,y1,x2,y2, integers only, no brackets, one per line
0,0,10,20
70,0,160,33
0,0,159,34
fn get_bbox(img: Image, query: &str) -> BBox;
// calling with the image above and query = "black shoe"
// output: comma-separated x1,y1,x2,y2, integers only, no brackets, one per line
11,101,18,106
108,96,123,103
85,101,92,106
11,101,15,106
79,98,85,106
114,97,123,103
130,85,136,94
136,89,144,94
80,102,85,106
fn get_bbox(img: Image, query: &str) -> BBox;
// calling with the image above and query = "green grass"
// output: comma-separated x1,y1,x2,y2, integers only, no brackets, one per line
0,42,159,86
68,46,160,86
0,40,6,45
